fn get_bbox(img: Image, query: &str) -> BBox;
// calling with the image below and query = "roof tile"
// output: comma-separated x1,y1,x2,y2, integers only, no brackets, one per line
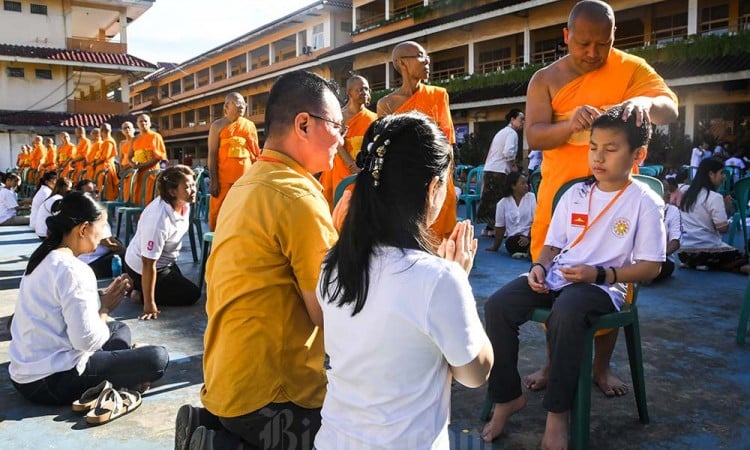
0,44,156,69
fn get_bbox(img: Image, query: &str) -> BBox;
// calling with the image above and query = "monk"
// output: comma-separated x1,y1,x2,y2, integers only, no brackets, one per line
16,146,29,169
377,41,457,239
71,126,91,181
131,114,167,205
85,128,102,180
119,121,136,202
29,136,46,171
481,1,679,447
56,132,76,177
320,75,377,209
97,124,120,201
42,138,57,172
207,92,260,231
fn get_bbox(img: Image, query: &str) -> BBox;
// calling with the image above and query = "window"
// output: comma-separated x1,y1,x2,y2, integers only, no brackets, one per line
700,4,729,35
159,116,169,131
196,68,209,88
229,54,247,77
171,112,182,129
30,3,47,15
340,21,352,33
7,67,24,78
197,106,210,125
182,74,194,92
211,103,223,121
3,1,21,12
312,24,325,49
211,62,226,83
35,69,52,79
159,84,169,99
170,79,182,96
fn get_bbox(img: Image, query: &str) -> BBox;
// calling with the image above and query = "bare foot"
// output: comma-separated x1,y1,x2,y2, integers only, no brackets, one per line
523,365,549,391
541,411,569,450
593,367,629,397
480,395,527,443
130,289,142,304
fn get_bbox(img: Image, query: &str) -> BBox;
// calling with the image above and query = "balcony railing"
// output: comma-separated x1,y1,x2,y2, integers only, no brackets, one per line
431,66,466,82
477,58,515,74
356,1,426,31
68,99,129,115
67,37,126,54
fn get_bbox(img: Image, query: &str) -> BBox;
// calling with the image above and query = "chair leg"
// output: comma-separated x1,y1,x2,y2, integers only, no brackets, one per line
188,222,198,263
570,334,595,450
624,315,650,424
124,213,134,246
198,240,212,292
480,392,493,421
736,279,750,345
115,209,124,239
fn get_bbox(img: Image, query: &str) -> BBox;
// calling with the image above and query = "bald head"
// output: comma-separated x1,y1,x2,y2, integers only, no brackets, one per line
568,0,614,31
101,123,112,133
392,41,424,64
225,92,244,104
346,75,367,91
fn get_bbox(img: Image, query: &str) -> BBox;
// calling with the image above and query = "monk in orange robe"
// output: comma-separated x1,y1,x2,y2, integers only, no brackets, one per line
85,128,102,181
29,136,46,171
16,146,29,169
320,75,377,209
131,114,167,205
42,138,58,172
56,132,76,177
481,2,679,445
118,121,136,202
377,41,456,239
96,124,120,201
207,92,260,231
71,127,91,182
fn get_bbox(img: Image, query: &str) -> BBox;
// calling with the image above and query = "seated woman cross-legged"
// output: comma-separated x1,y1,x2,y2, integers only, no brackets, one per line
124,165,201,320
9,191,169,405
315,112,494,449
485,171,536,257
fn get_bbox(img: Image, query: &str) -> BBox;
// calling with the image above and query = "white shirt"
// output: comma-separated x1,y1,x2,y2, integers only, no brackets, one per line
528,150,542,172
9,250,109,384
544,180,666,310
29,185,52,229
678,186,733,251
483,126,518,174
34,194,62,237
0,186,19,224
664,204,682,262
495,192,536,237
690,147,706,168
125,197,189,273
725,157,745,182
315,247,488,450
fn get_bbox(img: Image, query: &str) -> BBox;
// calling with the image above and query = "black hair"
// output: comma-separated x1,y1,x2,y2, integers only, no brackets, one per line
505,108,523,123
680,158,724,213
33,170,58,196
49,177,72,198
501,171,525,198
25,191,104,275
265,70,339,139
5,173,20,184
157,165,194,205
75,179,94,191
320,112,452,316
591,105,652,151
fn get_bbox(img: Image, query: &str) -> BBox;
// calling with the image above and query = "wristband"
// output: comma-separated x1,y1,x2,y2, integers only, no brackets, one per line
530,262,547,277
595,265,606,284
609,266,618,284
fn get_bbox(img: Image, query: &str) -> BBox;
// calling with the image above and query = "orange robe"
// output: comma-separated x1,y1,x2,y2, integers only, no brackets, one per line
119,140,135,202
208,117,260,231
320,108,377,209
120,139,133,169
57,143,75,171
131,131,167,205
529,49,678,260
30,144,46,170
86,139,102,180
73,137,91,181
392,84,457,239
98,138,120,201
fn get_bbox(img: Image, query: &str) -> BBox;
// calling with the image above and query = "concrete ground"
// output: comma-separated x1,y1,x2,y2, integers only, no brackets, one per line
1,213,749,449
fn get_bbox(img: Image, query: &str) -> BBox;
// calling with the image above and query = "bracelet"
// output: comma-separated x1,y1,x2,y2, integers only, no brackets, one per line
530,262,547,277
595,266,606,284
609,266,618,284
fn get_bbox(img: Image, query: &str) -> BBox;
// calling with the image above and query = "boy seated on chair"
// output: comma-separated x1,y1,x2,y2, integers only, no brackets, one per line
481,105,666,449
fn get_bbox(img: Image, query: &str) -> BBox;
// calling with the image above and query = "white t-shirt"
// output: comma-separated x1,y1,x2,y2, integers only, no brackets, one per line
664,204,682,262
725,157,745,182
9,249,109,384
544,180,666,310
29,185,52,229
528,150,542,172
483,126,518,174
125,197,189,273
34,194,62,237
690,147,706,168
315,247,488,450
495,192,536,237
0,186,19,224
678,186,733,251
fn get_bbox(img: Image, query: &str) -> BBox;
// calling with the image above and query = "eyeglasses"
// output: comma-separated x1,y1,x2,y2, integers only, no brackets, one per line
307,112,349,136
401,53,430,63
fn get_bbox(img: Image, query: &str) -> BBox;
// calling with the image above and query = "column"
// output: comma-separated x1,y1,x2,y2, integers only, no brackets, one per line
688,0,698,35
385,62,390,89
352,5,357,31
684,94,696,141
385,0,390,21
467,42,475,75
119,9,127,44
523,27,531,65
120,74,130,105
100,79,106,100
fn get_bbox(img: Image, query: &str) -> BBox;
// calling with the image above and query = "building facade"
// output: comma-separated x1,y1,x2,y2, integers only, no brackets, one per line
0,0,157,170
130,0,750,167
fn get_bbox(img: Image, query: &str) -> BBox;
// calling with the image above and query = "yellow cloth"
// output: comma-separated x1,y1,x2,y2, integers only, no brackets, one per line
119,140,132,168
131,131,167,205
208,117,260,231
72,137,90,180
30,144,46,170
57,143,75,166
530,48,678,260
99,138,120,201
319,108,377,209
391,84,457,239
86,139,101,180
201,149,337,418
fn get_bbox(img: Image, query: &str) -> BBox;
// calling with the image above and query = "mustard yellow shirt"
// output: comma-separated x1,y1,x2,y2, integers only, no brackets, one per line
201,149,337,417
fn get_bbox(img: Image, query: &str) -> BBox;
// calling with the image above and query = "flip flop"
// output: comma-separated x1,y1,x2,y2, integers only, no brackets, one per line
72,380,112,413
85,387,142,425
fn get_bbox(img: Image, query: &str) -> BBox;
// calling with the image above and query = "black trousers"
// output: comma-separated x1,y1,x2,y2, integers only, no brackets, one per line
12,321,169,405
653,259,675,282
484,277,614,413
124,260,201,306
88,251,119,279
505,234,531,255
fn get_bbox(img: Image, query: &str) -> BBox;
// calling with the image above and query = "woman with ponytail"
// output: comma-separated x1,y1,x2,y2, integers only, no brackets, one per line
29,170,57,229
33,177,72,238
9,191,169,405
315,112,493,448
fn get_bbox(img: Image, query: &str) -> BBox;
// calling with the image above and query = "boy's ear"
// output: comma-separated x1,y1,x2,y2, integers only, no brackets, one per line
634,146,647,166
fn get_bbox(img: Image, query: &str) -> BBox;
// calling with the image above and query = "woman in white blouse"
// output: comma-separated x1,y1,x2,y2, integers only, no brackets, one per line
29,170,57,229
485,171,536,257
34,177,72,238
9,191,169,405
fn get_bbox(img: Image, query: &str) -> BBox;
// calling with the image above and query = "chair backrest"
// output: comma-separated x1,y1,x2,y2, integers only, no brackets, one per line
333,174,357,207
93,169,108,199
466,165,484,196
529,167,542,195
734,176,750,217
552,176,591,211
632,174,664,197
141,169,162,206
116,168,135,202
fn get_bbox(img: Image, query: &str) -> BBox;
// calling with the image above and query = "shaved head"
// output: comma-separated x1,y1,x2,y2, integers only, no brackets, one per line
392,41,424,64
225,92,244,105
101,123,111,133
346,75,367,90
568,0,614,30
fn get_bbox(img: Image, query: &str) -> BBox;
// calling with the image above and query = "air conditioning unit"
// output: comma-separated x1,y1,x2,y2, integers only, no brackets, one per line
302,45,313,55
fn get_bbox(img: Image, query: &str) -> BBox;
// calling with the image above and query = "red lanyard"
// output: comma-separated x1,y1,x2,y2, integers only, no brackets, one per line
257,155,285,165
566,180,631,251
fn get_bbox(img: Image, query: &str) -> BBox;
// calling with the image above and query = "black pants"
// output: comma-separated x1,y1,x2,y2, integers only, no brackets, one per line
12,321,169,405
484,277,614,413
124,261,201,306
88,251,119,279
653,259,675,282
505,234,530,255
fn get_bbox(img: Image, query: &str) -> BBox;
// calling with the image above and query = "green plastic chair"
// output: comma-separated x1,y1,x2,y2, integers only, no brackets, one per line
186,201,203,263
101,167,135,225
333,174,357,208
458,165,483,222
529,167,542,195
116,169,161,246
638,165,664,178
632,174,664,197
727,176,750,255
198,231,214,292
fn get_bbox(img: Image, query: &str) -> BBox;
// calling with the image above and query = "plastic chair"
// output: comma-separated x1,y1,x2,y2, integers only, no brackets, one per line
458,165,483,222
727,176,750,255
198,231,214,292
638,165,664,178
333,174,357,208
529,167,542,195
186,201,203,263
101,167,135,225
116,169,161,245
632,174,664,197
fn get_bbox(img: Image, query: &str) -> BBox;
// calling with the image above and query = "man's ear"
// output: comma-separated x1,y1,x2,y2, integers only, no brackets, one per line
634,146,647,166
563,27,570,45
294,112,310,139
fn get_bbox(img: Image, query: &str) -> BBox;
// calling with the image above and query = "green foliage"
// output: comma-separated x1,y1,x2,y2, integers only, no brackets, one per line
629,31,750,63
646,128,693,170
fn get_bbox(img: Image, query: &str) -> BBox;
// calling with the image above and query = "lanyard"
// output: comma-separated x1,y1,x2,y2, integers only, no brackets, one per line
257,155,285,165
565,180,631,252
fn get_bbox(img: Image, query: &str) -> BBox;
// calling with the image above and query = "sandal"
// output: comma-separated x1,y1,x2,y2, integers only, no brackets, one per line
85,387,142,425
72,380,112,413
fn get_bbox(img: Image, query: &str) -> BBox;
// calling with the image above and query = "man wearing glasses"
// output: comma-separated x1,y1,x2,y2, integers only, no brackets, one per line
119,121,135,170
206,92,260,231
377,40,457,239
